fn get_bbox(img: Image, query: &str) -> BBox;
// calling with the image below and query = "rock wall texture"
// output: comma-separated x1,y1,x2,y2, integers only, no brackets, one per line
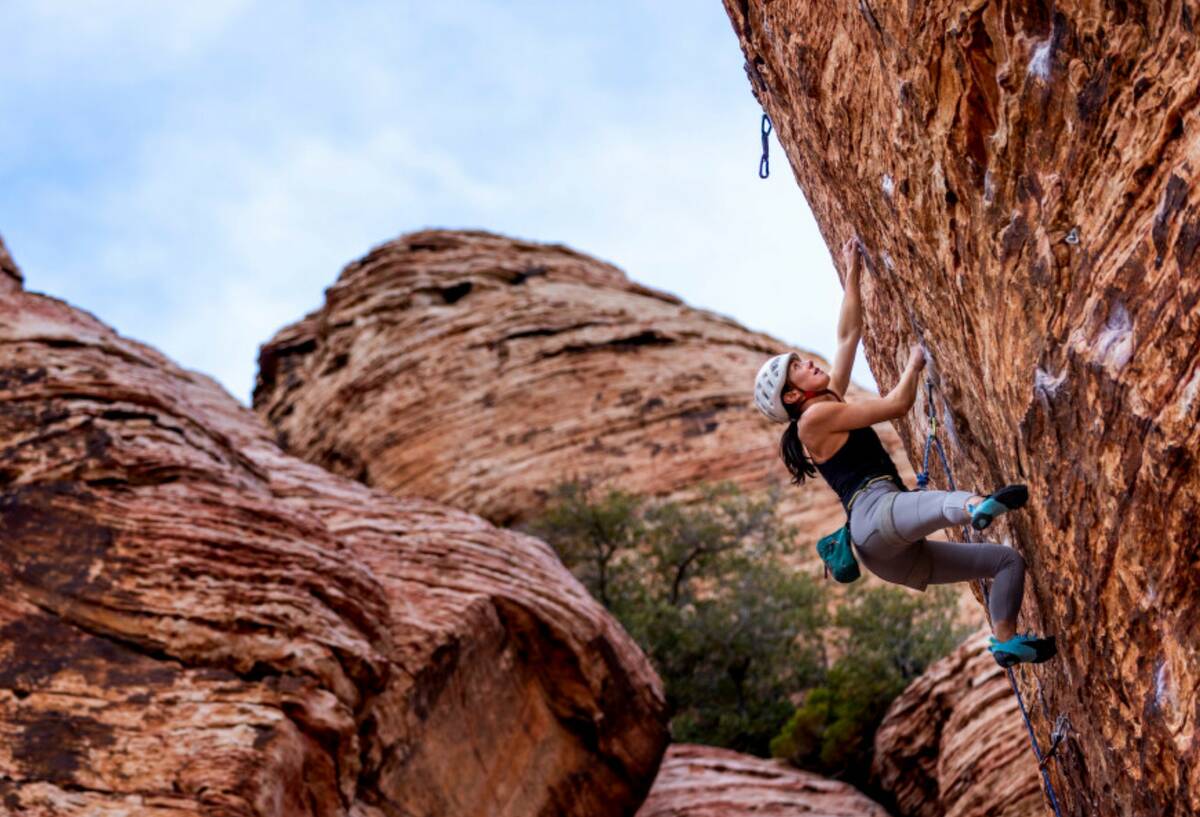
635,744,888,817
0,239,667,816
872,629,1041,817
252,229,910,541
722,2,1200,815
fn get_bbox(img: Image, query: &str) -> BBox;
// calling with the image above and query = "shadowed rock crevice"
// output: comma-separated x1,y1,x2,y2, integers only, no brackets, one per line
531,329,678,361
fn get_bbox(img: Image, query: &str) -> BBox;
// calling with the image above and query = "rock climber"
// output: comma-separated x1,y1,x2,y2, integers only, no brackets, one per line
752,238,1056,668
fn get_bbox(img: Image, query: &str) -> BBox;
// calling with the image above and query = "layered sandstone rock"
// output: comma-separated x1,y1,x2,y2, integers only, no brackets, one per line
636,744,888,817
0,235,20,284
723,2,1200,814
872,630,1041,817
0,238,667,816
252,229,911,540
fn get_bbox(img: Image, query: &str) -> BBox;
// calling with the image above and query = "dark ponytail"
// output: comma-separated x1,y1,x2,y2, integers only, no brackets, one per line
780,410,816,485
779,388,843,485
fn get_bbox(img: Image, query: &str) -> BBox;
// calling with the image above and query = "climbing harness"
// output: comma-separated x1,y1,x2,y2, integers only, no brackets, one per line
759,114,772,179
815,474,899,583
916,377,1067,817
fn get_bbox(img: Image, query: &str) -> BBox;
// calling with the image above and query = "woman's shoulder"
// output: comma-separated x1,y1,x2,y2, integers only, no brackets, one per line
798,398,845,429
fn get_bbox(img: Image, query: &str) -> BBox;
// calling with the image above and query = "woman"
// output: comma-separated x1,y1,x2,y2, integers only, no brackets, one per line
753,239,1055,668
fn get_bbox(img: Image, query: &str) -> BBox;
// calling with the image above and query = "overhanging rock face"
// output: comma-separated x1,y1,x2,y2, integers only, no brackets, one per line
722,3,1200,815
0,238,668,816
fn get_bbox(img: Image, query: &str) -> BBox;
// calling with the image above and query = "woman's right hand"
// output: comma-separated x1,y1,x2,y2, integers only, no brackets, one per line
907,344,926,372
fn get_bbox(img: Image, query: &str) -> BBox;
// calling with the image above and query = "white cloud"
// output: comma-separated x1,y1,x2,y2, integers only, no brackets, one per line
1,0,879,404
5,0,252,75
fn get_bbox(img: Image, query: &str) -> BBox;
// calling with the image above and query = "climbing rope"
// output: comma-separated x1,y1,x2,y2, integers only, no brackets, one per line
916,376,1067,817
759,114,772,179
915,381,951,490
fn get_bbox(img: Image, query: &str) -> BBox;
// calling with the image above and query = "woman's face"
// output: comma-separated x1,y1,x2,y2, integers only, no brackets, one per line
782,356,830,404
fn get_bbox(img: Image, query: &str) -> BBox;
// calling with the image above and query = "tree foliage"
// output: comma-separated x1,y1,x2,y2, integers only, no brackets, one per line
769,582,970,789
525,480,970,771
528,480,825,754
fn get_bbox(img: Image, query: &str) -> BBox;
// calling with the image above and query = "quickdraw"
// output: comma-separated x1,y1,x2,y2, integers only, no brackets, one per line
759,114,772,179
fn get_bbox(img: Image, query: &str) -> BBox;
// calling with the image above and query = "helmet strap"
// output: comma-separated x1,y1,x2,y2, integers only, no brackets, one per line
799,388,843,406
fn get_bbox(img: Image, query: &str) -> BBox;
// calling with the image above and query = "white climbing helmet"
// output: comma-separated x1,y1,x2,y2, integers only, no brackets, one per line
753,352,798,424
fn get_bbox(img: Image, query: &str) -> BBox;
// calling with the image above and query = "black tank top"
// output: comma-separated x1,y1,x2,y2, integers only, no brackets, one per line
813,426,904,510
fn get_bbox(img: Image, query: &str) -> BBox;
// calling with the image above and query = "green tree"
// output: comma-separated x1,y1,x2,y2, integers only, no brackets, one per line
527,480,827,755
526,481,645,613
527,480,969,769
770,582,970,788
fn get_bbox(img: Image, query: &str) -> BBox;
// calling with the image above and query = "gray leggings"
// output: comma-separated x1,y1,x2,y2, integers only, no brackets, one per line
848,482,1025,622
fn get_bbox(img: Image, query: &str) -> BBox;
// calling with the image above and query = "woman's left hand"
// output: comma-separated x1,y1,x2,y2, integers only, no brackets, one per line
841,238,862,282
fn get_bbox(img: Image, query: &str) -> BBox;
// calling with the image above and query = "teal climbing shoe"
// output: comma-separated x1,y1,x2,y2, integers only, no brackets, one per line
970,484,1029,531
988,633,1057,668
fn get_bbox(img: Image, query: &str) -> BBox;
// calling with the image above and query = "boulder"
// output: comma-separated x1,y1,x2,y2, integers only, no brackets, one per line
637,744,889,817
872,630,1042,817
721,2,1200,813
252,229,910,540
0,247,667,815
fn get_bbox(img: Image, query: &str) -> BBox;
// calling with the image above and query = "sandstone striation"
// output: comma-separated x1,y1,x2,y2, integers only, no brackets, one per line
872,629,1041,817
252,229,911,542
723,2,1200,814
636,744,889,817
0,240,667,816
0,235,20,285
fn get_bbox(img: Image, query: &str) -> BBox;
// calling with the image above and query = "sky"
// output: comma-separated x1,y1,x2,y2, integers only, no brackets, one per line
0,0,876,404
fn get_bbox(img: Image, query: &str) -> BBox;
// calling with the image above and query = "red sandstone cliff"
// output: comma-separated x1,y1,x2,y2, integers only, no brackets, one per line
251,229,911,543
0,235,667,816
722,2,1200,814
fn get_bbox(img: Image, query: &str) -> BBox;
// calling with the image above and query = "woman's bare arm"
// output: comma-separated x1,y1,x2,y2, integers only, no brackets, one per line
827,240,863,397
803,346,925,433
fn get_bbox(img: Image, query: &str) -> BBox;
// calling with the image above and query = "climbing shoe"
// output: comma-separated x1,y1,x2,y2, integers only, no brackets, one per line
987,633,1057,668
970,484,1029,530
